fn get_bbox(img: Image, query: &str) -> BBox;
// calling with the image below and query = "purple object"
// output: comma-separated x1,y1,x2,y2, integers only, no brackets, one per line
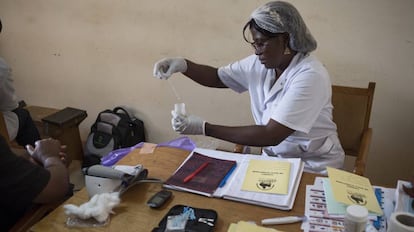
101,136,196,166
157,136,196,151
101,142,144,166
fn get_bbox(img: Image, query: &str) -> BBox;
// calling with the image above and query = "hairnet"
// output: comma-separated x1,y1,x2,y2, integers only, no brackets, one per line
249,1,317,53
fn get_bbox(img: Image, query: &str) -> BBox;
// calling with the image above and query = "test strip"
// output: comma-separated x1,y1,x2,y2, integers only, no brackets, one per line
167,79,181,101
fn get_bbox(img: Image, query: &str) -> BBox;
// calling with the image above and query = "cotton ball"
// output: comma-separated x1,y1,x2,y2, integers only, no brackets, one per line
64,192,121,223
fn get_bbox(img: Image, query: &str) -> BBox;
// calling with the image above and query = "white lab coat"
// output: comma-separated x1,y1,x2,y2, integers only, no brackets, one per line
218,53,344,174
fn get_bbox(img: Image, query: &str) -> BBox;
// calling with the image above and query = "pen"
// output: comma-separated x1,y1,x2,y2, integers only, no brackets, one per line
183,162,209,183
218,164,237,188
261,216,306,225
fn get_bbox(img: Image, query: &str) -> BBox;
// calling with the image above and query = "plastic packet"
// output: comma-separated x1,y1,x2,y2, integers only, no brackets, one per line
66,215,110,228
164,214,188,232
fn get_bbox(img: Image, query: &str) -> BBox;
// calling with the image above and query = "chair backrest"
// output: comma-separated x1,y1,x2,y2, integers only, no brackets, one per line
331,82,376,158
0,111,11,145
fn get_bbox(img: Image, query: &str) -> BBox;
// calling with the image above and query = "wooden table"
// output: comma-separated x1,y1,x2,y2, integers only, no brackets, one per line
31,147,318,232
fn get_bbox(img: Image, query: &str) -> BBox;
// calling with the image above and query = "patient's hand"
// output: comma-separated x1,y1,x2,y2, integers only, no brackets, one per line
26,138,68,166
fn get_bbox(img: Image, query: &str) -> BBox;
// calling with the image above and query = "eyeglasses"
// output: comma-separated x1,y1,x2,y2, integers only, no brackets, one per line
242,24,280,51
247,38,273,50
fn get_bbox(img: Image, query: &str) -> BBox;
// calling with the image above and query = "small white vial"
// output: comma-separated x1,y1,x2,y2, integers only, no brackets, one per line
344,205,369,232
174,103,186,116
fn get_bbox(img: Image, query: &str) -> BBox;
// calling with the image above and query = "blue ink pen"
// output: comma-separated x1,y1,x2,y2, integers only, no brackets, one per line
219,164,237,188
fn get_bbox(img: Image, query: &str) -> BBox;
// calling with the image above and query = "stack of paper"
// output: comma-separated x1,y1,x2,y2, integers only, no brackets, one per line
302,177,346,232
301,168,397,232
164,148,304,210
326,167,383,215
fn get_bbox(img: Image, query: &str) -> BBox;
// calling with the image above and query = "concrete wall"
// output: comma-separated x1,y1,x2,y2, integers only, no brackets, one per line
1,0,413,186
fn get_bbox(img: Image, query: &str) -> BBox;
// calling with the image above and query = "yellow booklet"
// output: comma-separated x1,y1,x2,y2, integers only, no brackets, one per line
228,221,283,232
241,159,291,194
327,167,383,215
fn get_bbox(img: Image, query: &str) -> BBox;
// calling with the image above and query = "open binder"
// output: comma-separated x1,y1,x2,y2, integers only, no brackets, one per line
164,148,304,210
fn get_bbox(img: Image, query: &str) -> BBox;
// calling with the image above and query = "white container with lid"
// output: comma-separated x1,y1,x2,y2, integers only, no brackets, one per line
344,205,369,232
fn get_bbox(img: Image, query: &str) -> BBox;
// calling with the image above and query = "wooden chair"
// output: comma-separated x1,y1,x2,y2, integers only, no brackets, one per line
233,82,376,176
331,82,376,176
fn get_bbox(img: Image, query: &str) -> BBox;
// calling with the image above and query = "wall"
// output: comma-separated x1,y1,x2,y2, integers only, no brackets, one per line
0,0,413,186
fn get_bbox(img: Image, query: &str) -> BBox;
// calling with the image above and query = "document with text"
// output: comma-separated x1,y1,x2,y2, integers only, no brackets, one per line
163,148,304,210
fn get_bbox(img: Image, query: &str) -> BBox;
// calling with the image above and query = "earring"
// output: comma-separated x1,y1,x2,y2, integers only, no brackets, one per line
284,47,291,55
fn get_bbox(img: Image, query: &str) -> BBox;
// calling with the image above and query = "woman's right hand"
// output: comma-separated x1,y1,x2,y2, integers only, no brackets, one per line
153,57,187,80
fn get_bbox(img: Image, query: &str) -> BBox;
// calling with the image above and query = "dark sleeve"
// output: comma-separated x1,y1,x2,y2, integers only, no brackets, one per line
0,135,50,229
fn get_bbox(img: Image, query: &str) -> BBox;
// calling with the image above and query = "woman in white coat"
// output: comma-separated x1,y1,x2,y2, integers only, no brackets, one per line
153,1,344,174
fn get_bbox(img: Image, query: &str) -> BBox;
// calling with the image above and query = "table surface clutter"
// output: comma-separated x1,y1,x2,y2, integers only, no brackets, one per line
31,145,411,232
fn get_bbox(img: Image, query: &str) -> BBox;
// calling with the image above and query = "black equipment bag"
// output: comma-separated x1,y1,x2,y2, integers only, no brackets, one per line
84,106,145,167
